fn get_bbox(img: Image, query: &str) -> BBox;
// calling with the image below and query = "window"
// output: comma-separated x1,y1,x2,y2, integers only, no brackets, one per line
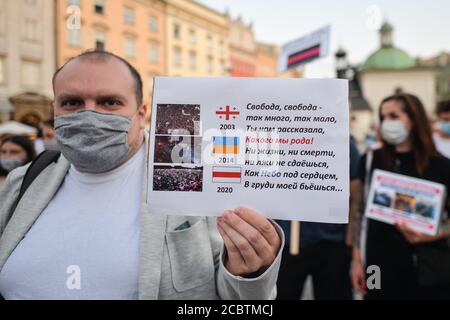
220,59,226,75
94,29,106,50
67,29,81,47
188,29,196,44
94,0,104,15
173,47,181,67
21,60,40,88
0,57,5,84
189,51,196,71
219,40,225,53
148,42,159,64
124,35,136,59
231,60,237,72
206,35,213,49
173,24,180,39
124,7,134,25
149,16,158,33
24,0,37,5
206,56,213,74
23,19,38,41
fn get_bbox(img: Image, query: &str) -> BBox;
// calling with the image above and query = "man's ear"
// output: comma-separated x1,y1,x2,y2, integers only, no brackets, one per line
138,104,148,129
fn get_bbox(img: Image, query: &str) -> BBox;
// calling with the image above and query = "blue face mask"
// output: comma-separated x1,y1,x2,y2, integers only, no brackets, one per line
441,122,450,135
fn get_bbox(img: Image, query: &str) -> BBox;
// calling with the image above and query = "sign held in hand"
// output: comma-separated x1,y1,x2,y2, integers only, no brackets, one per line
148,77,349,223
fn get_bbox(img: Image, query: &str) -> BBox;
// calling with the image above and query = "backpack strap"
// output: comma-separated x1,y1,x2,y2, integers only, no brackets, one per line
11,150,61,214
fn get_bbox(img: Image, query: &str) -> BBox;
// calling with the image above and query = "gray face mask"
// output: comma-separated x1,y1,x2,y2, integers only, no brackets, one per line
0,157,23,172
55,110,134,173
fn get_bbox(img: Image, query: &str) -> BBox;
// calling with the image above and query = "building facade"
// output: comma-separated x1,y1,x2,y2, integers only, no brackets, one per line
359,22,436,118
0,0,56,125
164,0,229,77
254,42,279,78
55,0,166,105
418,52,450,103
229,17,256,77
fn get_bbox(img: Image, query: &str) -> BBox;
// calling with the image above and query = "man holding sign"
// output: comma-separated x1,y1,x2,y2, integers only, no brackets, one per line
0,51,282,300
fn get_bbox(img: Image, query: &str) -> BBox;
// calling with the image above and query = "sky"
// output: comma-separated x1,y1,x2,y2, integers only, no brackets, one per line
197,0,450,77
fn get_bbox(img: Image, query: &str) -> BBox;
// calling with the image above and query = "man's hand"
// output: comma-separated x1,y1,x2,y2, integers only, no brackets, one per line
396,222,448,244
216,206,281,277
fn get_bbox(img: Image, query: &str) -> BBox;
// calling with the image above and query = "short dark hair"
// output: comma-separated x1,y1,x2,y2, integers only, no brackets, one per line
437,100,450,115
52,50,143,106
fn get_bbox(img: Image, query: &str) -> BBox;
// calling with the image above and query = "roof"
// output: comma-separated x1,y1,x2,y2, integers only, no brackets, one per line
361,47,416,70
380,21,393,33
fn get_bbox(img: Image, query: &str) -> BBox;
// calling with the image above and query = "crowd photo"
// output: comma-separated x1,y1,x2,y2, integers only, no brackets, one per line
153,165,203,192
155,104,201,136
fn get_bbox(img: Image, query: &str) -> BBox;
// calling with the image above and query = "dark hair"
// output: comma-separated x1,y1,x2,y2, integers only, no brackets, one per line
0,135,37,176
42,118,54,128
436,100,450,116
378,93,438,175
52,50,143,106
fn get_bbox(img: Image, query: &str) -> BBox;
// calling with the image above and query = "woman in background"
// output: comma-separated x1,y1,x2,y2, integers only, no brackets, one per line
351,93,450,300
0,135,36,189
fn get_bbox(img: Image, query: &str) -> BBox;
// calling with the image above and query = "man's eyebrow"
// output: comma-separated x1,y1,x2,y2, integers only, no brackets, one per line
56,93,128,102
56,94,83,102
96,94,128,102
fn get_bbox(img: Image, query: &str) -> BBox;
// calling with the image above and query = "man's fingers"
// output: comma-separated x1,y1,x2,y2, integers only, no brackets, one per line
234,206,280,247
218,215,262,270
217,222,244,266
222,211,275,262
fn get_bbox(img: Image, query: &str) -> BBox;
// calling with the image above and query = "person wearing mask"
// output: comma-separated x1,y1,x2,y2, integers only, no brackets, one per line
0,50,283,300
34,119,58,154
0,136,36,189
276,136,360,300
40,119,59,151
433,100,450,159
351,93,450,300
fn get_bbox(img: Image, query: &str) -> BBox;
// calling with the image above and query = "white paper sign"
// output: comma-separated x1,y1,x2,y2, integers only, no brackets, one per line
365,169,446,236
147,77,349,223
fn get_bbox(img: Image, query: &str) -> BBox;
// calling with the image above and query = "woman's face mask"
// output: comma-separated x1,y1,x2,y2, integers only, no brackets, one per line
440,121,450,136
55,110,136,173
0,157,24,172
381,119,410,145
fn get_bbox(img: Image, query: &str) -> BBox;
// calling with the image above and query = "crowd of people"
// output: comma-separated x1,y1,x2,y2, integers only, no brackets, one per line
0,120,57,189
155,104,200,136
154,136,202,164
277,95,450,300
1,94,449,300
0,49,449,300
153,166,203,192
